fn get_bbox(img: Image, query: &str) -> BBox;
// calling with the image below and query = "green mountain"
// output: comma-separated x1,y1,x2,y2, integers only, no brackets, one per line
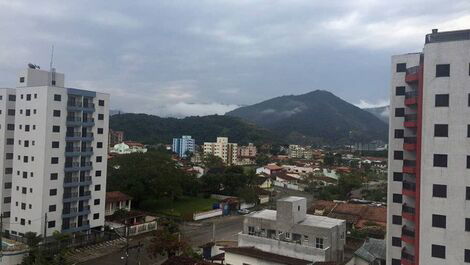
226,90,388,145
109,113,280,145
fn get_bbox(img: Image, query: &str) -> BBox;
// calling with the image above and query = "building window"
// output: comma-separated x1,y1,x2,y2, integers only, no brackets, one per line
51,157,59,164
467,156,470,169
52,125,60,132
53,110,61,117
94,199,100,205
21,203,26,210
49,189,57,196
393,172,403,181
52,141,59,148
49,205,56,212
19,77,24,83
7,124,14,130
20,219,25,226
435,94,449,107
7,109,15,116
394,151,403,160
3,197,10,203
432,214,446,228
466,218,470,232
26,94,31,101
98,100,105,106
25,125,30,132
4,183,11,189
392,194,402,203
50,173,58,180
468,125,470,138
315,237,324,249
26,109,30,116
22,172,27,179
434,124,448,137
54,94,61,101
93,213,99,220
8,95,16,101
97,128,103,134
97,142,103,148
248,226,255,235
98,114,104,120
395,108,405,117
5,153,13,160
24,140,29,147
436,64,450,77
432,244,446,259
95,185,101,191
96,156,102,163
6,138,13,145
394,129,404,139
433,154,448,167
391,259,401,265
392,215,402,225
95,170,102,177
466,187,470,200
396,86,406,96
48,221,55,228
22,187,27,194
392,237,401,247
396,63,407,72
465,249,470,263
433,184,447,198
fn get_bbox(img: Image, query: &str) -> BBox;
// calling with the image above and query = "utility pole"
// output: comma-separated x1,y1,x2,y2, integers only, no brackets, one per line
125,221,129,265
212,222,216,243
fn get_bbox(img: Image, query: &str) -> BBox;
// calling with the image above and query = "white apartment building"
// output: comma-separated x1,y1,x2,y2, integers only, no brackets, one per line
387,29,470,265
230,196,346,264
0,66,109,238
203,137,238,165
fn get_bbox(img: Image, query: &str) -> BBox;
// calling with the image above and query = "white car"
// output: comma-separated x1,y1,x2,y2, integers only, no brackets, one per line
238,209,250,215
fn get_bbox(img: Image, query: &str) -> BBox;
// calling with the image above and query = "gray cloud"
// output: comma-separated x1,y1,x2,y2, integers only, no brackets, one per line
0,0,469,117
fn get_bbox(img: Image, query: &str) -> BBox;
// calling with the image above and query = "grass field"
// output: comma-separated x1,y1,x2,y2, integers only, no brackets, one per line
152,196,218,217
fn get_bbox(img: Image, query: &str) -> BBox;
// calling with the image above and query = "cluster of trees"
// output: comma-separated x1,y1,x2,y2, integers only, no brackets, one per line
21,232,70,265
315,172,363,201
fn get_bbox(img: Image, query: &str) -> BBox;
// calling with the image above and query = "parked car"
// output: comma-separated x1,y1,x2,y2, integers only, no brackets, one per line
238,209,250,215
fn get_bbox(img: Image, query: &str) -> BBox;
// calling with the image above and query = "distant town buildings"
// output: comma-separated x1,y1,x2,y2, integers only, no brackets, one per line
110,141,147,154
237,143,257,165
288,144,313,159
226,196,346,264
0,66,109,237
387,29,470,265
203,137,238,165
172,135,195,158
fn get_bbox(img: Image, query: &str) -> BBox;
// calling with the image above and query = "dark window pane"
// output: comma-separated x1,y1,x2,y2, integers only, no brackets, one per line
396,86,406,96
466,187,470,200
395,129,404,139
54,94,61,101
392,194,402,203
435,94,449,107
393,172,403,181
396,63,407,72
391,259,401,265
432,244,446,259
436,64,450,77
434,124,448,137
394,151,403,160
433,154,448,167
466,218,470,232
465,249,470,263
395,108,405,117
467,156,470,169
433,184,447,198
432,214,446,228
392,215,402,225
392,237,401,247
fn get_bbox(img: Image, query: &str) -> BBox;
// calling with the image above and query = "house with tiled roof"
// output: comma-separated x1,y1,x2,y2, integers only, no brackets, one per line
105,191,132,216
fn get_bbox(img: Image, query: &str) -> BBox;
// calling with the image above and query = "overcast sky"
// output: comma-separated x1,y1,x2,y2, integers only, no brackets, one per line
1,0,469,117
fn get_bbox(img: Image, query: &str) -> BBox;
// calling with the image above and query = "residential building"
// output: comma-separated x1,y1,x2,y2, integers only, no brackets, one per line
110,141,147,154
346,238,385,265
105,191,132,216
238,143,257,158
203,137,238,165
235,196,346,264
223,247,313,265
387,29,470,265
172,135,195,158
256,163,284,176
0,66,109,237
108,129,124,149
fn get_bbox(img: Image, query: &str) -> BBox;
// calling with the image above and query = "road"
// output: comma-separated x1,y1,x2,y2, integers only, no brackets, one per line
79,215,244,265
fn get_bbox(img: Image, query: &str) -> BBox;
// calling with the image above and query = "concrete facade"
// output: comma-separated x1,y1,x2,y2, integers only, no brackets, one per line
387,29,470,265
203,137,238,165
172,135,195,158
238,196,346,263
0,67,109,238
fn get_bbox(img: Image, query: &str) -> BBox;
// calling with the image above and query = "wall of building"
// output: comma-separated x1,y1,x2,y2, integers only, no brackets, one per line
224,252,286,265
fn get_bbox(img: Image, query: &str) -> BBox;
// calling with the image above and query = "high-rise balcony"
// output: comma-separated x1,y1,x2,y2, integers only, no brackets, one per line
403,137,417,151
401,248,415,265
79,190,92,200
402,204,415,221
405,66,419,84
66,117,82,127
403,160,416,174
82,118,95,127
68,101,95,112
401,226,415,244
402,181,416,197
404,114,418,128
63,192,79,201
65,146,82,157
405,90,418,106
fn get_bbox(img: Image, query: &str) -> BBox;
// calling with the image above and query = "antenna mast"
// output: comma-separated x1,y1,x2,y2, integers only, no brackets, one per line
49,45,55,86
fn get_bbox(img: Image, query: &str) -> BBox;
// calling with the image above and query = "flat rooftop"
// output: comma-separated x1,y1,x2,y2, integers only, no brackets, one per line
248,209,344,229
278,196,305,202
426,29,470,44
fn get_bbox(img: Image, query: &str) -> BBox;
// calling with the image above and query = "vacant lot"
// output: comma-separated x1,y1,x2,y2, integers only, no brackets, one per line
152,196,218,217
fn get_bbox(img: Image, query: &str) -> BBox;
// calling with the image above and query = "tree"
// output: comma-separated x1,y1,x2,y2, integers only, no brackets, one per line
147,224,189,258
203,154,225,169
255,154,270,166
237,187,258,204
21,232,46,265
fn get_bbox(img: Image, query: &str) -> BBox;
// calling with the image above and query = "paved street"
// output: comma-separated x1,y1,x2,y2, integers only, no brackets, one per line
78,215,244,265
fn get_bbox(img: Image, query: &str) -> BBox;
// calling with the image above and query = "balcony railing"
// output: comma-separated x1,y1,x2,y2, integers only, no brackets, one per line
403,181,416,191
403,160,416,167
404,137,416,144
67,101,82,107
83,103,95,108
80,176,92,182
66,132,81,138
402,248,415,262
81,147,93,152
67,117,82,122
64,177,79,184
406,66,419,75
63,207,78,215
402,204,415,214
404,114,417,122
78,205,91,212
80,191,91,197
405,90,418,99
65,147,81,153
402,226,415,238
63,192,79,199
80,162,92,167
65,162,80,168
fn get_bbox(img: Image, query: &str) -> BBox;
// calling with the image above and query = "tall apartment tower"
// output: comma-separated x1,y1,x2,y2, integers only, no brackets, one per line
387,29,470,265
203,137,238,165
172,135,195,158
0,67,109,238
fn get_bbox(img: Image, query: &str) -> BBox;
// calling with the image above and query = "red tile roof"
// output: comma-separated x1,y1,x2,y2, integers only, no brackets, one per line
124,141,145,148
106,191,132,203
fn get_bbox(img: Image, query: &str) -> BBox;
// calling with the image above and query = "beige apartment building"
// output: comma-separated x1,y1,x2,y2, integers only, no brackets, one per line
203,137,238,165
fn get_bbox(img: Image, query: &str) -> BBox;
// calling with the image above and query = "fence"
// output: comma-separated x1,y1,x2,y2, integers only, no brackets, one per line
110,220,158,237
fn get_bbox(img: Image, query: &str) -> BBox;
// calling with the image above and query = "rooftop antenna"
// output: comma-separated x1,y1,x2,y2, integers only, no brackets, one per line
48,45,55,86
